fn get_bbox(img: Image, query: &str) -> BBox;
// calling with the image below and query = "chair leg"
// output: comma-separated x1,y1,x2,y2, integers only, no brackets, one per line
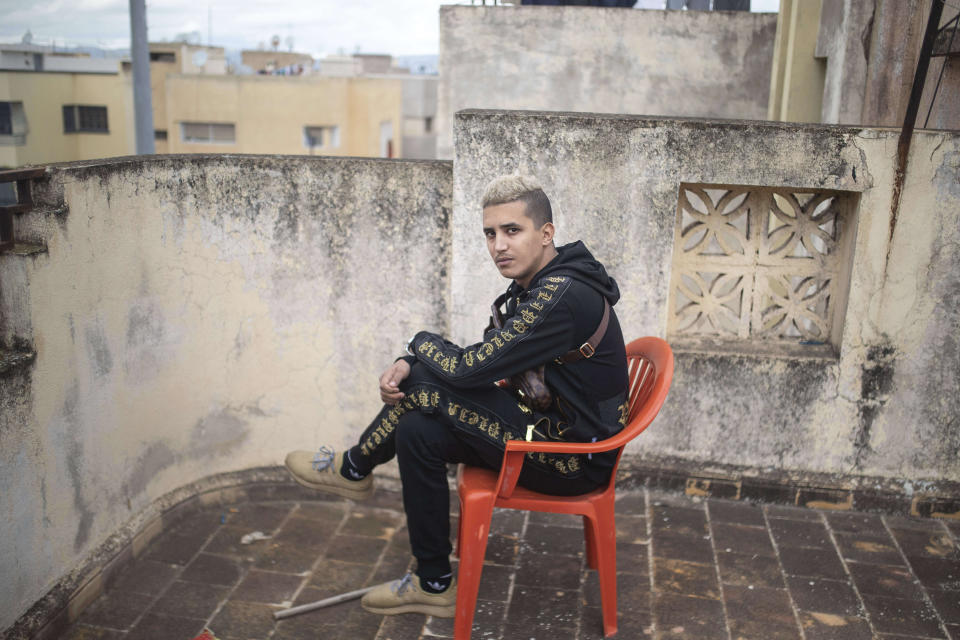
591,502,618,638
583,514,598,570
454,494,496,640
454,498,464,558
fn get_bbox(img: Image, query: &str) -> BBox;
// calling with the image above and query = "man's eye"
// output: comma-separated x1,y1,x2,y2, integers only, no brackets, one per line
507,228,519,234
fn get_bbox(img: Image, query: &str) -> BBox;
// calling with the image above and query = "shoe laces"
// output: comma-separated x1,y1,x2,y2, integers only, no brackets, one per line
312,445,335,472
392,572,414,595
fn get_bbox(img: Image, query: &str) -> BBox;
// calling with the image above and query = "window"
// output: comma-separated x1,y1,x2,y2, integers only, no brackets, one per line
303,125,340,149
154,129,168,141
380,121,393,158
0,102,12,135
63,105,108,133
667,184,857,357
180,122,235,144
424,116,433,133
0,101,28,145
150,51,176,63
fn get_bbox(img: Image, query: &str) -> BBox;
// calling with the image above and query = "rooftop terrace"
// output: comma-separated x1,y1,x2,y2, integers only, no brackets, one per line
2,112,959,637
57,484,960,640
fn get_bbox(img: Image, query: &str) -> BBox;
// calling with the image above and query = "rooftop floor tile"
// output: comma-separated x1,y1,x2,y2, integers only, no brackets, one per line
60,488,960,639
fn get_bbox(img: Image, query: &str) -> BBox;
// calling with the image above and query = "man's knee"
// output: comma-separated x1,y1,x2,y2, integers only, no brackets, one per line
400,361,445,390
395,412,458,465
395,412,438,451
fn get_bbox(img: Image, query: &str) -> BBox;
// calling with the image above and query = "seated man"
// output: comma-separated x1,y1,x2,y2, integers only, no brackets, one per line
285,174,629,618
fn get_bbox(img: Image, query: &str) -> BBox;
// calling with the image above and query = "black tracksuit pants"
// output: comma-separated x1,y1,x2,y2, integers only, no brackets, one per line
346,362,605,582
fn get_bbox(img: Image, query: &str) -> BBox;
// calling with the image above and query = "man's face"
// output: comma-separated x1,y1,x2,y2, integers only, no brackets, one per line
482,200,555,289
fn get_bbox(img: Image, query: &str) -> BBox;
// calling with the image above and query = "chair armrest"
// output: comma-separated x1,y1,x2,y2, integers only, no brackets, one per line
503,438,623,455
494,436,626,500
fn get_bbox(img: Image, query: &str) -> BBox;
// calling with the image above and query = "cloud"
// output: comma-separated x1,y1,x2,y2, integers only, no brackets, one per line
0,0,444,54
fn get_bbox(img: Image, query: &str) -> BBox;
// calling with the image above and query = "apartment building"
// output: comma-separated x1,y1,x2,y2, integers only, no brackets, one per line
0,43,134,167
1,41,436,167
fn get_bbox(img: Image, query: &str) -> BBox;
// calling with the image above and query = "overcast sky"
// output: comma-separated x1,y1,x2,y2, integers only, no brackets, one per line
0,0,780,58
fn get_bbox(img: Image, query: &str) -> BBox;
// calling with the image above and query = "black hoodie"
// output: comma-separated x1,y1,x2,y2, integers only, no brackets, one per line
409,241,629,479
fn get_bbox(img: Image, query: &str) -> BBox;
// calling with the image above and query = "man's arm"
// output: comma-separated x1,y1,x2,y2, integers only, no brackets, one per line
410,275,579,388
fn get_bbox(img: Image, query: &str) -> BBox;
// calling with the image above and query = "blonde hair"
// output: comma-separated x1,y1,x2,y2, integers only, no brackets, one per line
480,174,553,227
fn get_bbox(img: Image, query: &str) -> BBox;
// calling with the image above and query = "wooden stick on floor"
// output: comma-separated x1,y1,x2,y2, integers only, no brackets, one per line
273,586,376,620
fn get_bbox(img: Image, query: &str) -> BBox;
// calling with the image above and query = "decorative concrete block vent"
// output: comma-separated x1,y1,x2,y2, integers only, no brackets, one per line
667,184,858,357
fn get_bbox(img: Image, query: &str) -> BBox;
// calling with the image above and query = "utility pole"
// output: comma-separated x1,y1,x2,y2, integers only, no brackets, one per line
129,0,155,154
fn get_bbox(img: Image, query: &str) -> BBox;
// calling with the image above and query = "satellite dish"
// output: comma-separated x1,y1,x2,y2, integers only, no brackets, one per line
192,50,208,68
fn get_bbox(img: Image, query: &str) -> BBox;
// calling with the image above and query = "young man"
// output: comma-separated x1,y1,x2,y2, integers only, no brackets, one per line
285,174,628,617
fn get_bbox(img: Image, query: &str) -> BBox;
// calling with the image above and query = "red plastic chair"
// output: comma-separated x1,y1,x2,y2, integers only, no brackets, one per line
453,337,674,639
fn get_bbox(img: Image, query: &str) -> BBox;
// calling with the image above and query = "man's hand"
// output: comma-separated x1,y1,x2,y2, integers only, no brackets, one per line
379,359,411,405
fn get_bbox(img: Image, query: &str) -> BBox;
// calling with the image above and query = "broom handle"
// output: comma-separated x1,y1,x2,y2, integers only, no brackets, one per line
273,585,376,620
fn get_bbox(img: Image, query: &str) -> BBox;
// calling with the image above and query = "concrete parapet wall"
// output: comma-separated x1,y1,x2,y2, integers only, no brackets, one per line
437,6,777,158
4,113,960,633
451,109,960,488
0,155,452,629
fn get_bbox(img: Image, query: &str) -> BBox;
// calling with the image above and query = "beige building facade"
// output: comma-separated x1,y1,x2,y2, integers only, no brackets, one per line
2,42,421,167
154,73,403,157
1,56,134,167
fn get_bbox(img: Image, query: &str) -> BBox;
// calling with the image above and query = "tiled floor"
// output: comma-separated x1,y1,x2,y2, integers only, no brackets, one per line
63,487,960,640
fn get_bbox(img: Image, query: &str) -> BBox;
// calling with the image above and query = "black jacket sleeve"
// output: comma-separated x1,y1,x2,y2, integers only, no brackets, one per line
410,275,578,388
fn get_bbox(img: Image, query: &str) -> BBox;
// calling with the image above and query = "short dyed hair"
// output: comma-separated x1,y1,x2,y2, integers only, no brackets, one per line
480,174,553,228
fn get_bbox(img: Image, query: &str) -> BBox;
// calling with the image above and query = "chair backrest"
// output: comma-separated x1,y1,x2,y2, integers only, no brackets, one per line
626,337,674,424
605,337,674,489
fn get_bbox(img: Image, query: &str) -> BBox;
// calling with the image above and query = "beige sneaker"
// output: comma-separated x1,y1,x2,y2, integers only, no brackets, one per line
284,446,374,501
361,572,456,618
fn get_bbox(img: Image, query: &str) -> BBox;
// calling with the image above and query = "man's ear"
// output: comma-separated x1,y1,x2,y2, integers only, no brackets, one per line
540,222,555,246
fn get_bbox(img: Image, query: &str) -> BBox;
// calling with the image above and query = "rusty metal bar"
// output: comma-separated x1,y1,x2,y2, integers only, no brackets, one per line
888,0,945,249
0,209,12,252
0,167,45,183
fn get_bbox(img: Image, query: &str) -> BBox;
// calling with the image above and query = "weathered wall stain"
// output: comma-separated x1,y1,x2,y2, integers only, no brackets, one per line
84,321,113,379
61,385,94,553
126,302,165,348
655,352,836,468
122,441,176,500
190,408,250,458
123,300,175,384
853,342,896,469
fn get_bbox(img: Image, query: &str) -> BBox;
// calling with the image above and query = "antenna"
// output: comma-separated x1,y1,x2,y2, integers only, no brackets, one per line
207,4,212,46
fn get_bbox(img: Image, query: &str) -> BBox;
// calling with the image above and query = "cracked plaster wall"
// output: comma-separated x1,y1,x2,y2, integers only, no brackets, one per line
452,109,960,488
0,155,451,629
437,6,777,159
